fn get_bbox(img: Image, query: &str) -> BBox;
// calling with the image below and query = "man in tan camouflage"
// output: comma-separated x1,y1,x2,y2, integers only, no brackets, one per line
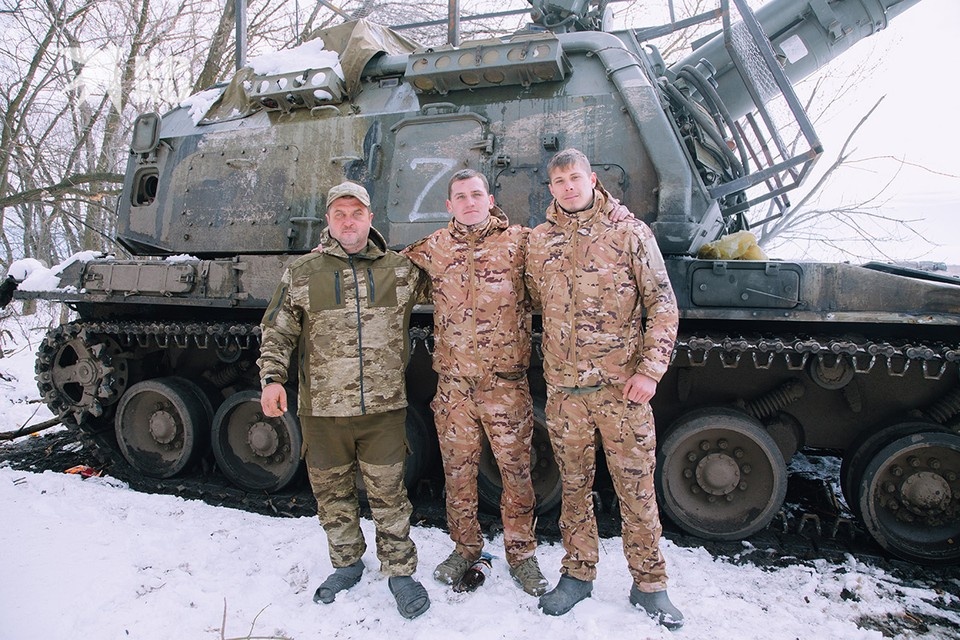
525,149,684,629
257,181,431,620
402,169,549,596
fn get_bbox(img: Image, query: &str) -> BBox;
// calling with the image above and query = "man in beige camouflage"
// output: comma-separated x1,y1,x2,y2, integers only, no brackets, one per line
402,169,548,597
257,181,430,620
525,149,684,629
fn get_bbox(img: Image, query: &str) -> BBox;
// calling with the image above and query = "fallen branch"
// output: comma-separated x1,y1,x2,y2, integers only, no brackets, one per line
0,415,62,440
219,598,290,640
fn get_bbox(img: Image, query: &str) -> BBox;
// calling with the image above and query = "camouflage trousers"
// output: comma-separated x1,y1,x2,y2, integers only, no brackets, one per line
431,373,537,566
301,409,418,577
545,384,668,592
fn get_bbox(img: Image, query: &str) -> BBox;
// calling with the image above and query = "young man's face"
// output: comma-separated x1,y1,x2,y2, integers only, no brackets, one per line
446,175,495,227
326,196,373,254
548,160,597,212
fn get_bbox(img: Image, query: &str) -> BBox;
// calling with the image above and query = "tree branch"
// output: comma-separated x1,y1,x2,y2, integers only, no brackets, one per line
0,171,124,209
758,97,886,243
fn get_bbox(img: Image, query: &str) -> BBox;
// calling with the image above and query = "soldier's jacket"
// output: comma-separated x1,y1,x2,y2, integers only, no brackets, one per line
403,207,532,377
525,182,679,387
257,227,422,417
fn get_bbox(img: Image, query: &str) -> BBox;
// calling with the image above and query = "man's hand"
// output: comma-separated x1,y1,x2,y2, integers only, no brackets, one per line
261,383,288,417
623,373,657,404
609,201,634,223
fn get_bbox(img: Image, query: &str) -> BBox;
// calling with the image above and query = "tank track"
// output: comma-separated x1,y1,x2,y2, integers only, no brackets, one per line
48,319,263,352
34,319,435,517
673,333,960,378
76,427,320,518
42,322,958,429
35,319,270,494
35,320,263,427
32,322,960,545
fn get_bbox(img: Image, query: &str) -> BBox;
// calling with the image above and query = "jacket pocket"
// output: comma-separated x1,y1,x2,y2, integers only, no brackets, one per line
367,267,398,308
309,270,346,310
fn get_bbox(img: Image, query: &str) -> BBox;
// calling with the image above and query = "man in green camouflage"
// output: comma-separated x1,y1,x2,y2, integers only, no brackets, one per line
257,181,430,620
525,149,684,629
402,169,548,597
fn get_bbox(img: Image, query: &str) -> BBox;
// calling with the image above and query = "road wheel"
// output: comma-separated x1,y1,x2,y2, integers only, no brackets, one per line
840,420,942,518
211,390,303,492
655,406,788,540
858,430,960,564
114,377,209,478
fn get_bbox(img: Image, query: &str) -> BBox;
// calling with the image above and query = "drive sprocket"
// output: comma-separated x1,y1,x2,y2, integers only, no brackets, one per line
35,323,128,428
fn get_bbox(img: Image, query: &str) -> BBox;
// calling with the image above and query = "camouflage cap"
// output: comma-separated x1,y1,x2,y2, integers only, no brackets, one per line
327,181,371,208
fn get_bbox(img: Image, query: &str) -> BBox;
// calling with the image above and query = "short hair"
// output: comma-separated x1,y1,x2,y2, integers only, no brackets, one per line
447,169,490,199
547,148,592,176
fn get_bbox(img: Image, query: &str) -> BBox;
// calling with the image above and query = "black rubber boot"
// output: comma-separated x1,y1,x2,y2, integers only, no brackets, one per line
313,559,364,604
629,586,684,630
388,575,431,619
538,575,593,616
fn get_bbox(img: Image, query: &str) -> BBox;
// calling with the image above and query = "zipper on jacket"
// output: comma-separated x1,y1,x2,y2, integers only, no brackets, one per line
569,219,579,383
366,267,375,303
349,256,366,414
468,238,478,360
334,271,342,305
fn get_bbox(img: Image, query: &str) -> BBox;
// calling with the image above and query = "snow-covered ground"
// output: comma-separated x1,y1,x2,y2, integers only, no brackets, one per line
1,311,958,640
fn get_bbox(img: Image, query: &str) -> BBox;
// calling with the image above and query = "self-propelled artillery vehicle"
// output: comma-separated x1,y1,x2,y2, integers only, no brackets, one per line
8,0,960,565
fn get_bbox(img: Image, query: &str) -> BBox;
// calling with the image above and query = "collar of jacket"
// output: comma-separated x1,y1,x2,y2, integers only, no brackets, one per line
545,179,614,228
315,225,388,260
447,205,508,240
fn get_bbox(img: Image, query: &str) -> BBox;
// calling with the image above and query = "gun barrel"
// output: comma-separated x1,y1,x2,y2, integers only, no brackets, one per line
674,0,924,119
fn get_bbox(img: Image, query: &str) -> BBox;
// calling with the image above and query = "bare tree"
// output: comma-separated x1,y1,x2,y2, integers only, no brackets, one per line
194,1,240,93
0,0,107,268
0,0,353,270
751,52,957,261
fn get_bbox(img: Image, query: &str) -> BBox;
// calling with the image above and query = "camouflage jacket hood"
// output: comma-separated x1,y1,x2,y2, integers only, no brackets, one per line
257,225,421,417
525,181,678,388
403,205,531,377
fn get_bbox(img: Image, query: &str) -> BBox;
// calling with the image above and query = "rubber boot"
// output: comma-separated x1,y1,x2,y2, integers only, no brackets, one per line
313,559,364,604
629,586,684,630
388,575,431,619
538,575,593,616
